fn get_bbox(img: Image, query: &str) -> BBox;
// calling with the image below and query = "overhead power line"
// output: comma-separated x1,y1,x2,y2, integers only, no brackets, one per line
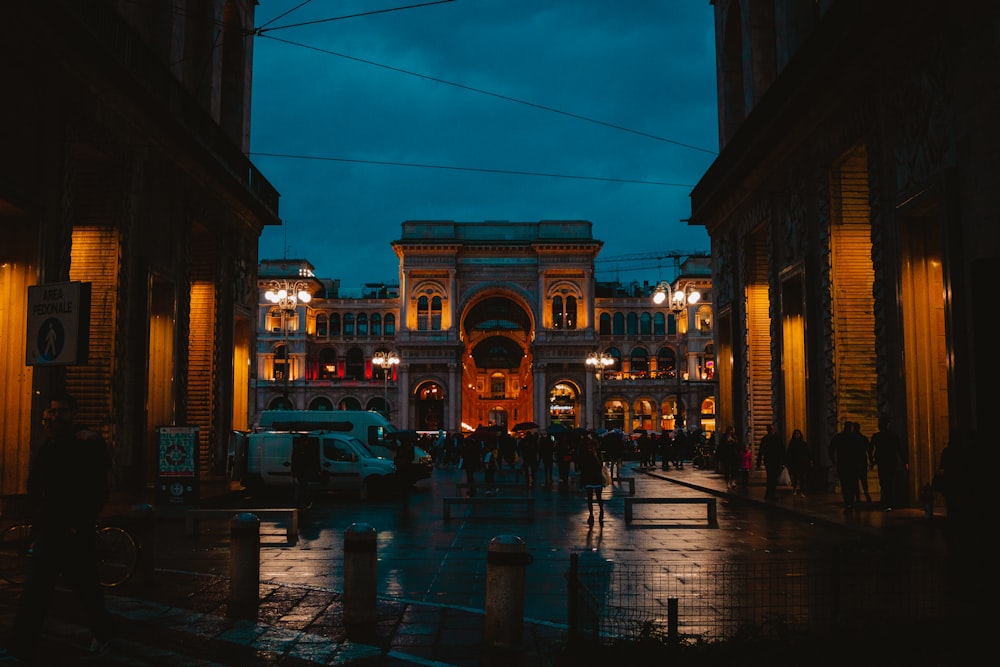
256,34,718,156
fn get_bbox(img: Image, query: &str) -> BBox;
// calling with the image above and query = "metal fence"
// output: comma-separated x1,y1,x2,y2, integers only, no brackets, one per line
566,546,957,644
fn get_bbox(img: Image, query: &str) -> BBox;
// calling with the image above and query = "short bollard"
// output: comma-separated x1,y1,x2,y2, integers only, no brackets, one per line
131,503,155,589
343,523,377,624
485,535,532,650
229,512,260,618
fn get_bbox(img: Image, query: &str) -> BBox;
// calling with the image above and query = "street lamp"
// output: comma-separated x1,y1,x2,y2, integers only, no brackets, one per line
371,350,400,420
586,351,614,430
652,280,701,431
264,280,312,406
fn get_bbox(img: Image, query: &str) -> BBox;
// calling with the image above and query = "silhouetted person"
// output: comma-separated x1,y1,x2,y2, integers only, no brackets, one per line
829,420,861,512
4,391,114,661
870,417,907,510
755,424,785,501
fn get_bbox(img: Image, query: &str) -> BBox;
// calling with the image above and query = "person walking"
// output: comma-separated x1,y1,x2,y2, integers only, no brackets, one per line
755,423,786,501
716,425,739,488
576,436,607,526
828,420,861,512
870,417,907,510
459,436,482,497
851,421,873,505
394,437,416,508
539,434,555,486
785,428,811,496
519,430,539,485
738,441,753,487
2,391,115,662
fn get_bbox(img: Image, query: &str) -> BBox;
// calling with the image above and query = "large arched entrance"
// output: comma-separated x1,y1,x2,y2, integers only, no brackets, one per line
460,295,533,431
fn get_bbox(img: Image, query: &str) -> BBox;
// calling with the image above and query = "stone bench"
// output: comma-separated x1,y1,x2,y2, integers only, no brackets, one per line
185,508,299,544
623,497,717,526
442,496,535,520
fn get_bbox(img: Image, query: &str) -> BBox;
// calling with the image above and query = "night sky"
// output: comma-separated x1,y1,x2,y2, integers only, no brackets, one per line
250,0,718,286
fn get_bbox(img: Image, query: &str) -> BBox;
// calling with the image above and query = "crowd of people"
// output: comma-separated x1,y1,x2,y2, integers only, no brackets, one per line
422,418,923,516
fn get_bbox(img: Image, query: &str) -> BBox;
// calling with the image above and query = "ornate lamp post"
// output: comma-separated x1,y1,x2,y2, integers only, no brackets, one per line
264,280,312,406
585,351,614,430
652,280,700,430
371,350,400,420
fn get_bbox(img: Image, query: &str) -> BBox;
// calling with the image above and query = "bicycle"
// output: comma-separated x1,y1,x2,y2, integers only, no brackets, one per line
0,518,138,588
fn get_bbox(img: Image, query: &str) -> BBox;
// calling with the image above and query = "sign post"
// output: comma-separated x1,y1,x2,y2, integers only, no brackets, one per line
157,426,200,507
25,281,91,366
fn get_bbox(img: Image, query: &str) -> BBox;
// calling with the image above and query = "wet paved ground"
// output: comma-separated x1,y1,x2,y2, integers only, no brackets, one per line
0,462,957,665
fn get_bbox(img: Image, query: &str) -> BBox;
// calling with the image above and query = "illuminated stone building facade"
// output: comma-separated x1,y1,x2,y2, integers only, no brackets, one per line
254,222,715,437
691,1,998,504
0,1,279,500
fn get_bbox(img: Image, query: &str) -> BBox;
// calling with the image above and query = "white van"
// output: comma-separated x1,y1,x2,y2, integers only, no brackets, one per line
254,410,394,446
238,430,396,498
253,410,432,483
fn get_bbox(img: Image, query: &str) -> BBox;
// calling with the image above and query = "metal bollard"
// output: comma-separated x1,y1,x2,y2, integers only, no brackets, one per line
228,512,260,618
485,535,532,650
343,523,377,624
130,503,155,589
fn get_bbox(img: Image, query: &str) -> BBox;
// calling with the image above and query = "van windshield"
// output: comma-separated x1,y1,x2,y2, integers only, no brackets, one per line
344,436,375,458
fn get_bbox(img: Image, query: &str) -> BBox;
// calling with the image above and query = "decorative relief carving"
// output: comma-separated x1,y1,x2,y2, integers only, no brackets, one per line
890,45,949,195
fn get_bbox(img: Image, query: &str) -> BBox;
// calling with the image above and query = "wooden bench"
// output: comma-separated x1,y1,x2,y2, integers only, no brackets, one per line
623,497,717,526
611,477,636,495
455,481,528,494
185,508,299,544
442,496,535,520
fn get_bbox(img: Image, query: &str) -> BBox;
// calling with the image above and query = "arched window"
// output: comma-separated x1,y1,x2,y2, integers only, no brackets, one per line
653,312,666,336
696,305,713,333
308,396,333,410
431,296,442,330
316,313,328,338
356,313,368,337
417,296,429,331
318,348,337,380
639,312,652,335
599,312,611,335
343,313,355,337
550,294,578,330
607,347,622,371
626,312,638,335
612,312,625,336
370,313,382,337
630,347,649,373
329,313,341,337
657,347,677,376
384,313,396,336
667,313,678,335
339,396,362,410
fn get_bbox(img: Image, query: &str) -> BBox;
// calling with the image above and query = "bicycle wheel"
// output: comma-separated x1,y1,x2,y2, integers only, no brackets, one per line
0,522,33,585
692,454,706,470
95,525,137,588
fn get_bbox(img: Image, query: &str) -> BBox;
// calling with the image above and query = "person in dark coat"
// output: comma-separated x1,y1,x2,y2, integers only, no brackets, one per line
576,436,606,525
828,420,861,512
755,423,786,501
4,391,114,661
785,428,811,496
870,417,907,510
459,436,482,496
